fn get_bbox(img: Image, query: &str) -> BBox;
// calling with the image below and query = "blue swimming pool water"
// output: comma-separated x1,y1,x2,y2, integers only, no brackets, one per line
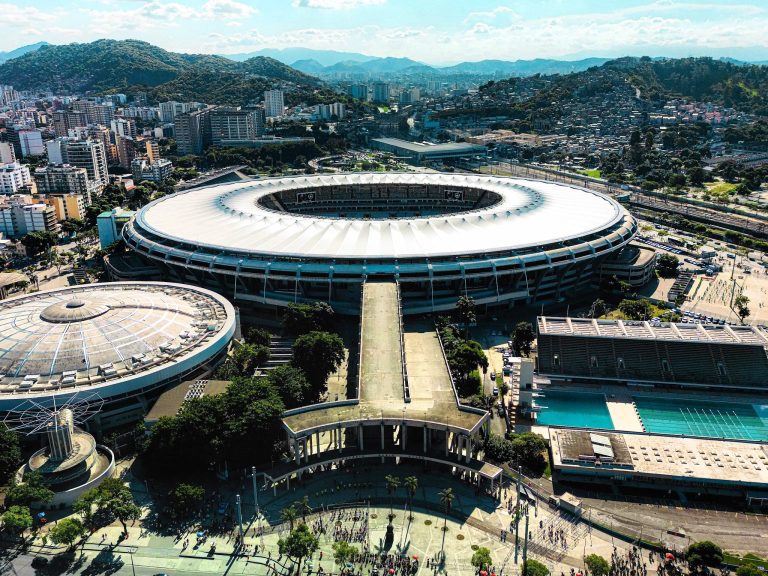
634,397,768,441
535,390,614,429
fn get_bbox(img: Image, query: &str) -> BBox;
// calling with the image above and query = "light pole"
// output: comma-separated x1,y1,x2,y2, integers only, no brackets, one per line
514,467,521,564
236,494,244,545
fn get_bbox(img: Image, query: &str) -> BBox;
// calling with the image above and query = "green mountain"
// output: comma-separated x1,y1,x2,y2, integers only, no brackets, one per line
0,39,319,98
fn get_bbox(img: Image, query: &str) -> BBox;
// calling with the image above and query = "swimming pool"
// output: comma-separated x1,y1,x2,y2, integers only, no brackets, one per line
534,390,614,429
634,397,768,441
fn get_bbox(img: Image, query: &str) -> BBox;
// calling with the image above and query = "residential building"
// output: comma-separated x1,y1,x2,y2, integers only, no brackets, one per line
146,141,160,164
318,103,346,120
0,163,32,194
0,142,15,164
17,129,45,157
48,139,109,190
131,158,173,183
372,82,390,104
264,90,285,119
43,193,87,221
115,135,135,168
122,107,158,122
97,207,135,248
0,201,59,237
174,107,214,155
210,107,265,146
51,110,88,137
348,84,369,101
34,164,96,204
158,101,204,123
111,118,137,139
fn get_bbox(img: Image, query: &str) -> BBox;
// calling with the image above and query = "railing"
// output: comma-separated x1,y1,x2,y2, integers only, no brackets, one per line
434,323,487,417
396,282,410,403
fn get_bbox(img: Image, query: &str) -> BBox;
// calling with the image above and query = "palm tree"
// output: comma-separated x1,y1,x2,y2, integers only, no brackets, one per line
385,475,400,522
438,487,455,556
295,496,312,522
281,504,298,530
402,476,418,542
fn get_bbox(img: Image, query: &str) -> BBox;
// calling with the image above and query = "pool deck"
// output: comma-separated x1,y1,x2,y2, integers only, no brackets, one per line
605,395,645,432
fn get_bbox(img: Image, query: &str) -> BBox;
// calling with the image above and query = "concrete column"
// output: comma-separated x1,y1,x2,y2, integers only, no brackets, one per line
381,422,385,464
337,426,343,452
294,438,300,466
466,436,472,464
457,435,463,462
304,437,309,464
316,431,321,455
359,424,364,451
444,430,449,457
401,423,407,451
423,426,427,454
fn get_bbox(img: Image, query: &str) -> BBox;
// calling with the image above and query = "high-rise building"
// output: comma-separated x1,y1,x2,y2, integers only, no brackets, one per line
92,104,115,126
131,158,173,183
48,139,108,190
0,142,16,164
348,84,369,101
318,103,346,121
0,85,18,106
52,110,88,137
43,194,87,222
210,107,265,146
264,90,285,119
110,118,137,139
175,107,215,155
146,141,160,164
34,164,96,205
0,200,59,238
18,129,45,157
159,101,204,123
372,82,390,104
0,162,32,194
115,136,135,168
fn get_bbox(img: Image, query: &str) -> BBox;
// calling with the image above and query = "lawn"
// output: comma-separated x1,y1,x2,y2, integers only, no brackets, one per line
579,169,602,178
706,181,738,195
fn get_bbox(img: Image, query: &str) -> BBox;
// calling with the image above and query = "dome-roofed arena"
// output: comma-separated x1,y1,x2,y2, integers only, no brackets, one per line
0,282,235,426
121,173,637,314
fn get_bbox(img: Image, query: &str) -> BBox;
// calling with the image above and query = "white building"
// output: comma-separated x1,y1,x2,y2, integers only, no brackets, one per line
0,142,15,164
264,90,285,119
0,162,32,195
18,129,45,157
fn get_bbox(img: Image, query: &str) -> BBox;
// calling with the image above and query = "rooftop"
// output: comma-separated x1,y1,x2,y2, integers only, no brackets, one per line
550,428,768,485
0,282,235,403
371,138,486,154
145,379,231,423
538,316,768,346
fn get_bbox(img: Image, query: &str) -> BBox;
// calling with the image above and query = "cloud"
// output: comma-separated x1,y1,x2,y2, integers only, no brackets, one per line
464,5,519,24
203,0,257,18
292,0,385,9
0,3,56,24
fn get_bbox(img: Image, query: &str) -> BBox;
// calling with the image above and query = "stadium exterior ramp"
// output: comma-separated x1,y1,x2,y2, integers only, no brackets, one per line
270,282,501,491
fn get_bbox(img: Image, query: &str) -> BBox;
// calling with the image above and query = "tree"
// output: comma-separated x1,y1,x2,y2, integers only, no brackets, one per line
267,365,313,409
455,295,476,338
685,540,723,570
20,231,58,257
294,496,312,522
1,505,32,535
385,474,400,519
332,541,358,566
483,434,514,464
734,295,751,324
0,423,22,486
512,321,535,357
523,559,550,576
507,432,548,476
438,487,454,554
448,340,488,396
167,483,205,518
245,327,272,347
48,518,86,550
73,489,100,531
585,554,611,576
278,523,319,573
618,298,653,320
656,253,680,278
5,471,54,507
283,302,335,335
736,565,763,576
280,505,298,530
230,343,270,376
588,299,608,319
94,479,141,535
667,173,687,189
291,331,345,398
471,547,493,569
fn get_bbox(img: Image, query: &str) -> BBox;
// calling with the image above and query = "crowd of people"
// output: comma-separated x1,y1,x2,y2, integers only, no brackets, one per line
309,506,370,544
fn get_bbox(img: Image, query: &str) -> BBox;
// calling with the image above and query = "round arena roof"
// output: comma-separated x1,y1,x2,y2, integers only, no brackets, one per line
0,282,235,407
134,173,627,260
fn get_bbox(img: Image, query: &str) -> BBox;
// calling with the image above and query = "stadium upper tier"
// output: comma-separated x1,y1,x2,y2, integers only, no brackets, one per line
122,173,637,313
0,282,235,412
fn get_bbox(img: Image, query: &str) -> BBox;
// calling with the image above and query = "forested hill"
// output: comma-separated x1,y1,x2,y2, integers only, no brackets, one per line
479,56,768,117
0,39,319,98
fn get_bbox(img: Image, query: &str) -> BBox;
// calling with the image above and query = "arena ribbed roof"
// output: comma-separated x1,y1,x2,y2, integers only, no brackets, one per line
0,282,235,401
135,173,626,260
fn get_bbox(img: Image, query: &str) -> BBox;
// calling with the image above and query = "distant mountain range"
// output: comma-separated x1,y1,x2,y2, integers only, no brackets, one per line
0,41,48,63
0,40,320,105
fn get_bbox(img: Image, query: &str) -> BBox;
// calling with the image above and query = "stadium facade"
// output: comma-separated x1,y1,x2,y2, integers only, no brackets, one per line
120,173,638,314
0,282,236,430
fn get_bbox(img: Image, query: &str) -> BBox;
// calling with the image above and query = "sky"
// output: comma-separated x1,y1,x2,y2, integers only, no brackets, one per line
3,0,768,65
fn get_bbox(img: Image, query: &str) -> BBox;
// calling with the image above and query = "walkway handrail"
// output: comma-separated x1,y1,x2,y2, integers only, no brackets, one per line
434,324,487,416
396,282,410,403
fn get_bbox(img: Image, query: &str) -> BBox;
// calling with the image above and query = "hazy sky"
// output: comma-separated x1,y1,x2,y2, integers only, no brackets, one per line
4,0,768,64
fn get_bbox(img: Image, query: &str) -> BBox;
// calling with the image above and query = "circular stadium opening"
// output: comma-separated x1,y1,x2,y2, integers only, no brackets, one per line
256,183,504,219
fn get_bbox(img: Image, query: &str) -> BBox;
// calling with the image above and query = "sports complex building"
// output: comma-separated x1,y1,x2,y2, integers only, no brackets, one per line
0,282,236,430
118,173,638,314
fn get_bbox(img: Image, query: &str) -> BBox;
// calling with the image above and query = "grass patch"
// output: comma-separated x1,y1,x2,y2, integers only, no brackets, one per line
579,169,602,178
723,552,768,567
707,182,738,195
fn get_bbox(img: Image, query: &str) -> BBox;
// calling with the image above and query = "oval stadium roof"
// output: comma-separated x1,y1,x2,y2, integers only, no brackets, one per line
134,173,627,260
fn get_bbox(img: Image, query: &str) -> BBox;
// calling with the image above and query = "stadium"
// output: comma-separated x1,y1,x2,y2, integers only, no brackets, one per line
120,173,638,314
0,282,236,430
